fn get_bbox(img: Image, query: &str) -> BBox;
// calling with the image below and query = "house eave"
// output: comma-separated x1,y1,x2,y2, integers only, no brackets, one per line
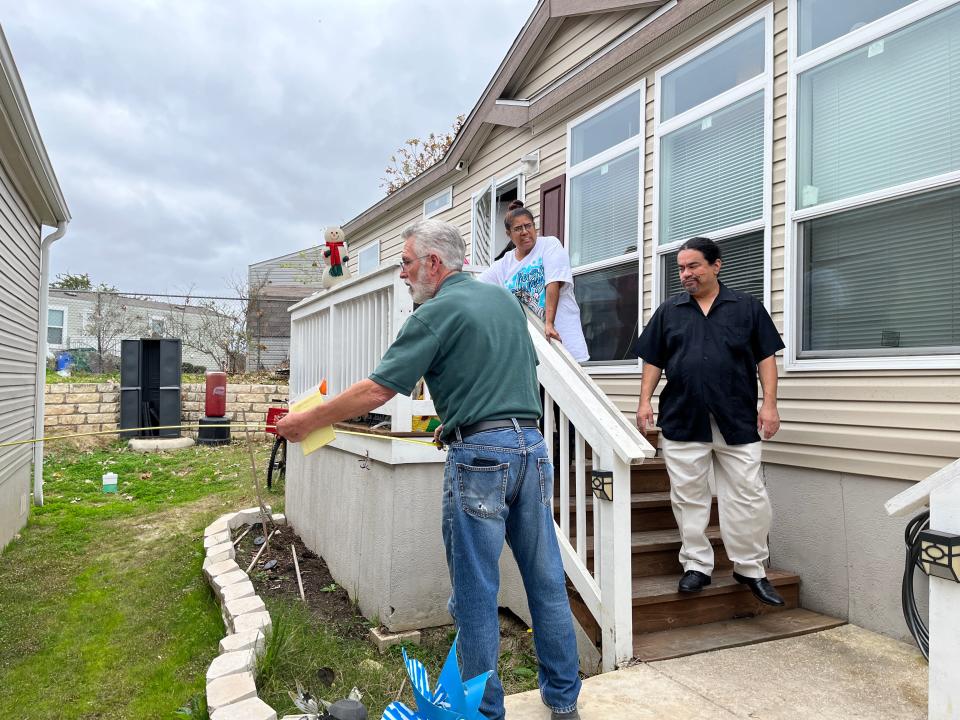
0,27,69,227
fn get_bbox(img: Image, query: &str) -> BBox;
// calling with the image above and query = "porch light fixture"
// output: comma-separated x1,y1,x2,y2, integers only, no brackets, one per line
591,470,613,501
918,529,960,583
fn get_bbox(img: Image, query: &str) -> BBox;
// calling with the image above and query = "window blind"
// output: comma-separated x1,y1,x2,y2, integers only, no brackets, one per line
660,92,765,244
662,231,764,301
569,148,640,267
797,5,960,209
801,185,960,354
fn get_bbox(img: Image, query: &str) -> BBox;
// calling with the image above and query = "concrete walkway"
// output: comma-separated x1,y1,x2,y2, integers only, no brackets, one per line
505,625,927,719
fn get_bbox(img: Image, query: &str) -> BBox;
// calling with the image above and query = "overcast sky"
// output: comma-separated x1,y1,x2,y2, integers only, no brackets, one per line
4,0,534,296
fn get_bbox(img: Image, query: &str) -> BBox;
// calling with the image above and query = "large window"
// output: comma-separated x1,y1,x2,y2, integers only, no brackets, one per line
47,308,65,346
790,1,960,366
800,186,960,356
566,82,644,364
796,4,960,210
654,8,771,305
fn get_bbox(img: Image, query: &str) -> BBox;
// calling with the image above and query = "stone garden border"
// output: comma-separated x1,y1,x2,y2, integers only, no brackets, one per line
201,506,289,720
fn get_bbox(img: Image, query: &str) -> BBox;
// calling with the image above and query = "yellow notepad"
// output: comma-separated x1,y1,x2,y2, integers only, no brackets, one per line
289,390,336,456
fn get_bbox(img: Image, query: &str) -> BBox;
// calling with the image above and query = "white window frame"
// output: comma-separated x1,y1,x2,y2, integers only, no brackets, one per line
423,186,453,218
150,316,165,336
47,305,67,348
470,170,525,266
652,5,774,316
357,240,381,275
565,79,646,371
784,0,960,371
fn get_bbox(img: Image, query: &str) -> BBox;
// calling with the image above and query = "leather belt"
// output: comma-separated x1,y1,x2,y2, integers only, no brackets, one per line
458,418,539,438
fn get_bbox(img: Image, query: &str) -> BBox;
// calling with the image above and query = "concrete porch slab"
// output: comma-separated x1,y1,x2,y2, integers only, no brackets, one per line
504,625,927,720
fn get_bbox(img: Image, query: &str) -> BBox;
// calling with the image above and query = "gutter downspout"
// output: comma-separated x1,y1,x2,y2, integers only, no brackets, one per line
33,220,68,506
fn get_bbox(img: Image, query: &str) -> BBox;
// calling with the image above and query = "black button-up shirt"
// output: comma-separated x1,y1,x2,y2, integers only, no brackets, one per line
635,283,784,445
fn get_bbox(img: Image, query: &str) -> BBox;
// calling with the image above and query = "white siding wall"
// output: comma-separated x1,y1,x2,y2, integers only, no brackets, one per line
346,0,960,483
0,156,41,548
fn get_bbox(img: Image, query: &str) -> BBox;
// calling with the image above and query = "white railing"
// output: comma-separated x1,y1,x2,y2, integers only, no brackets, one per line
288,268,657,670
526,313,656,671
288,264,434,431
887,457,960,720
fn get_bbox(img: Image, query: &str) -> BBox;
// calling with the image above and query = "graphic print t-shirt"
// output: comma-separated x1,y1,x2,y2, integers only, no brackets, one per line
479,236,590,362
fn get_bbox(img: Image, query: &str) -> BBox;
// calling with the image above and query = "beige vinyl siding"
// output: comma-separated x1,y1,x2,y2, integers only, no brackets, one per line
0,155,41,494
250,247,325,289
345,0,960,483
513,10,640,99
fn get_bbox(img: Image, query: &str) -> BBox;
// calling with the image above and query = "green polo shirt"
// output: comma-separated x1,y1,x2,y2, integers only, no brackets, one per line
370,272,541,441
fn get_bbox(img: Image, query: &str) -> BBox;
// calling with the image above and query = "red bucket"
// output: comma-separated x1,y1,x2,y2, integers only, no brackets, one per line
265,407,288,436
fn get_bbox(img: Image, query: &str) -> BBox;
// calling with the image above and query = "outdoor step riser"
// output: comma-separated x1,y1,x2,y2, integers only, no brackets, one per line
571,545,731,578
555,503,719,533
632,583,800,634
558,467,672,494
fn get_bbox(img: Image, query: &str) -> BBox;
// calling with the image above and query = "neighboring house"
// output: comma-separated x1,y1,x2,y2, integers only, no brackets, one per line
0,27,70,549
247,246,326,370
287,0,959,669
45,289,220,371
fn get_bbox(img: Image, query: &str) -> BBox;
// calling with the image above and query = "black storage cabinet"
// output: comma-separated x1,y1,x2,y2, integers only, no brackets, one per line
120,339,182,438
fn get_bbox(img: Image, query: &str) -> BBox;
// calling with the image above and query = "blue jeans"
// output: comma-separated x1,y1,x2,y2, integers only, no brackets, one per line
442,422,581,720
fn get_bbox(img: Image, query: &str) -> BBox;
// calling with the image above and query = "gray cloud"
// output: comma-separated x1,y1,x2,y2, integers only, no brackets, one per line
4,0,534,294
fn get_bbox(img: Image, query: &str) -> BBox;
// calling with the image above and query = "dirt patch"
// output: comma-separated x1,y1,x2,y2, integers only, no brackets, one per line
234,523,369,639
232,522,539,662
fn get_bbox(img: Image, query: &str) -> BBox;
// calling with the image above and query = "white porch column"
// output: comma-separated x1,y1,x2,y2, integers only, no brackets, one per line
928,476,960,720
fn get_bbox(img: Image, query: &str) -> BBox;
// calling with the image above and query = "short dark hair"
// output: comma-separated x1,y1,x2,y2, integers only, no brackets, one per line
503,199,535,232
678,236,721,265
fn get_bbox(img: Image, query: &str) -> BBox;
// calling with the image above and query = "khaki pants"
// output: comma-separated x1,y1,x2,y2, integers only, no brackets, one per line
660,416,771,579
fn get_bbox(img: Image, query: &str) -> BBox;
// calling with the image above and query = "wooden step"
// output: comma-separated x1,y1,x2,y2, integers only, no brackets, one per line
633,608,845,661
555,492,719,532
631,568,800,634
578,526,731,577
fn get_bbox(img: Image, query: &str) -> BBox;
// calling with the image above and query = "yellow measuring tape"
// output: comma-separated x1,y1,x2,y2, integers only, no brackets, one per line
0,423,439,450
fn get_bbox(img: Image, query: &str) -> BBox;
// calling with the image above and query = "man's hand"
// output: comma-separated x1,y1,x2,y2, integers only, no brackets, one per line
544,321,562,342
636,400,655,435
757,402,780,440
276,411,313,443
433,424,445,450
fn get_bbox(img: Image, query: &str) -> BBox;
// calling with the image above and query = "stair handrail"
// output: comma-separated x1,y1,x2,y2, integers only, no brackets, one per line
525,310,656,464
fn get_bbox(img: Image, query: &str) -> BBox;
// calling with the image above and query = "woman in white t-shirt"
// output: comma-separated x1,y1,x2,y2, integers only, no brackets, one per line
478,200,590,362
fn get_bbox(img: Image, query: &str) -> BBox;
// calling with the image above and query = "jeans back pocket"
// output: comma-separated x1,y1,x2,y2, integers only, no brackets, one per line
456,461,510,519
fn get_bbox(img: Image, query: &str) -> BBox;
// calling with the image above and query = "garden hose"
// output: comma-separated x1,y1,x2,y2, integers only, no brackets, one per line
901,509,930,661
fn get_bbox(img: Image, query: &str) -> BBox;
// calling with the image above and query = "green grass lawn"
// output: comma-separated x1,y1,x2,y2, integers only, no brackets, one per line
0,440,540,719
0,441,274,719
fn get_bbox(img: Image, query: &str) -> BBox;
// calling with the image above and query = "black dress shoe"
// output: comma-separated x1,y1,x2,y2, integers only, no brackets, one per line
733,571,785,606
678,570,712,593
551,710,580,720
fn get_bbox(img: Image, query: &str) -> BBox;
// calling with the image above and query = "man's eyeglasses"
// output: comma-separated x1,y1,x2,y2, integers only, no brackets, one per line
398,254,430,269
510,223,535,234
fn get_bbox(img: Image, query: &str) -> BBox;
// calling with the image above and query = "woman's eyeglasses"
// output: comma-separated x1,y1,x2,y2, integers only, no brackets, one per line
510,223,535,234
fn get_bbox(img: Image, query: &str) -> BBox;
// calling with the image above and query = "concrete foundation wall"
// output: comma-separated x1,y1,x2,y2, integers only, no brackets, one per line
0,461,30,551
765,463,928,644
286,444,453,631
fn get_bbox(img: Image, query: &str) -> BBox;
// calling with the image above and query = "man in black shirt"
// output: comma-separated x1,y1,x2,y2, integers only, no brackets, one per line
635,237,786,605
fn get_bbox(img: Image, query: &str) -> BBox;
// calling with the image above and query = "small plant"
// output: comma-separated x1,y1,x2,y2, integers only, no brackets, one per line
257,614,292,686
175,692,209,719
320,582,338,593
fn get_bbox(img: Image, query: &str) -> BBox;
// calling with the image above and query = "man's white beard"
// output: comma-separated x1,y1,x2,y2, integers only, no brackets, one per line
407,276,435,304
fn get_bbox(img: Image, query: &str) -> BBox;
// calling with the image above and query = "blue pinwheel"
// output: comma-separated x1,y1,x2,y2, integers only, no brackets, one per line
382,634,491,720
